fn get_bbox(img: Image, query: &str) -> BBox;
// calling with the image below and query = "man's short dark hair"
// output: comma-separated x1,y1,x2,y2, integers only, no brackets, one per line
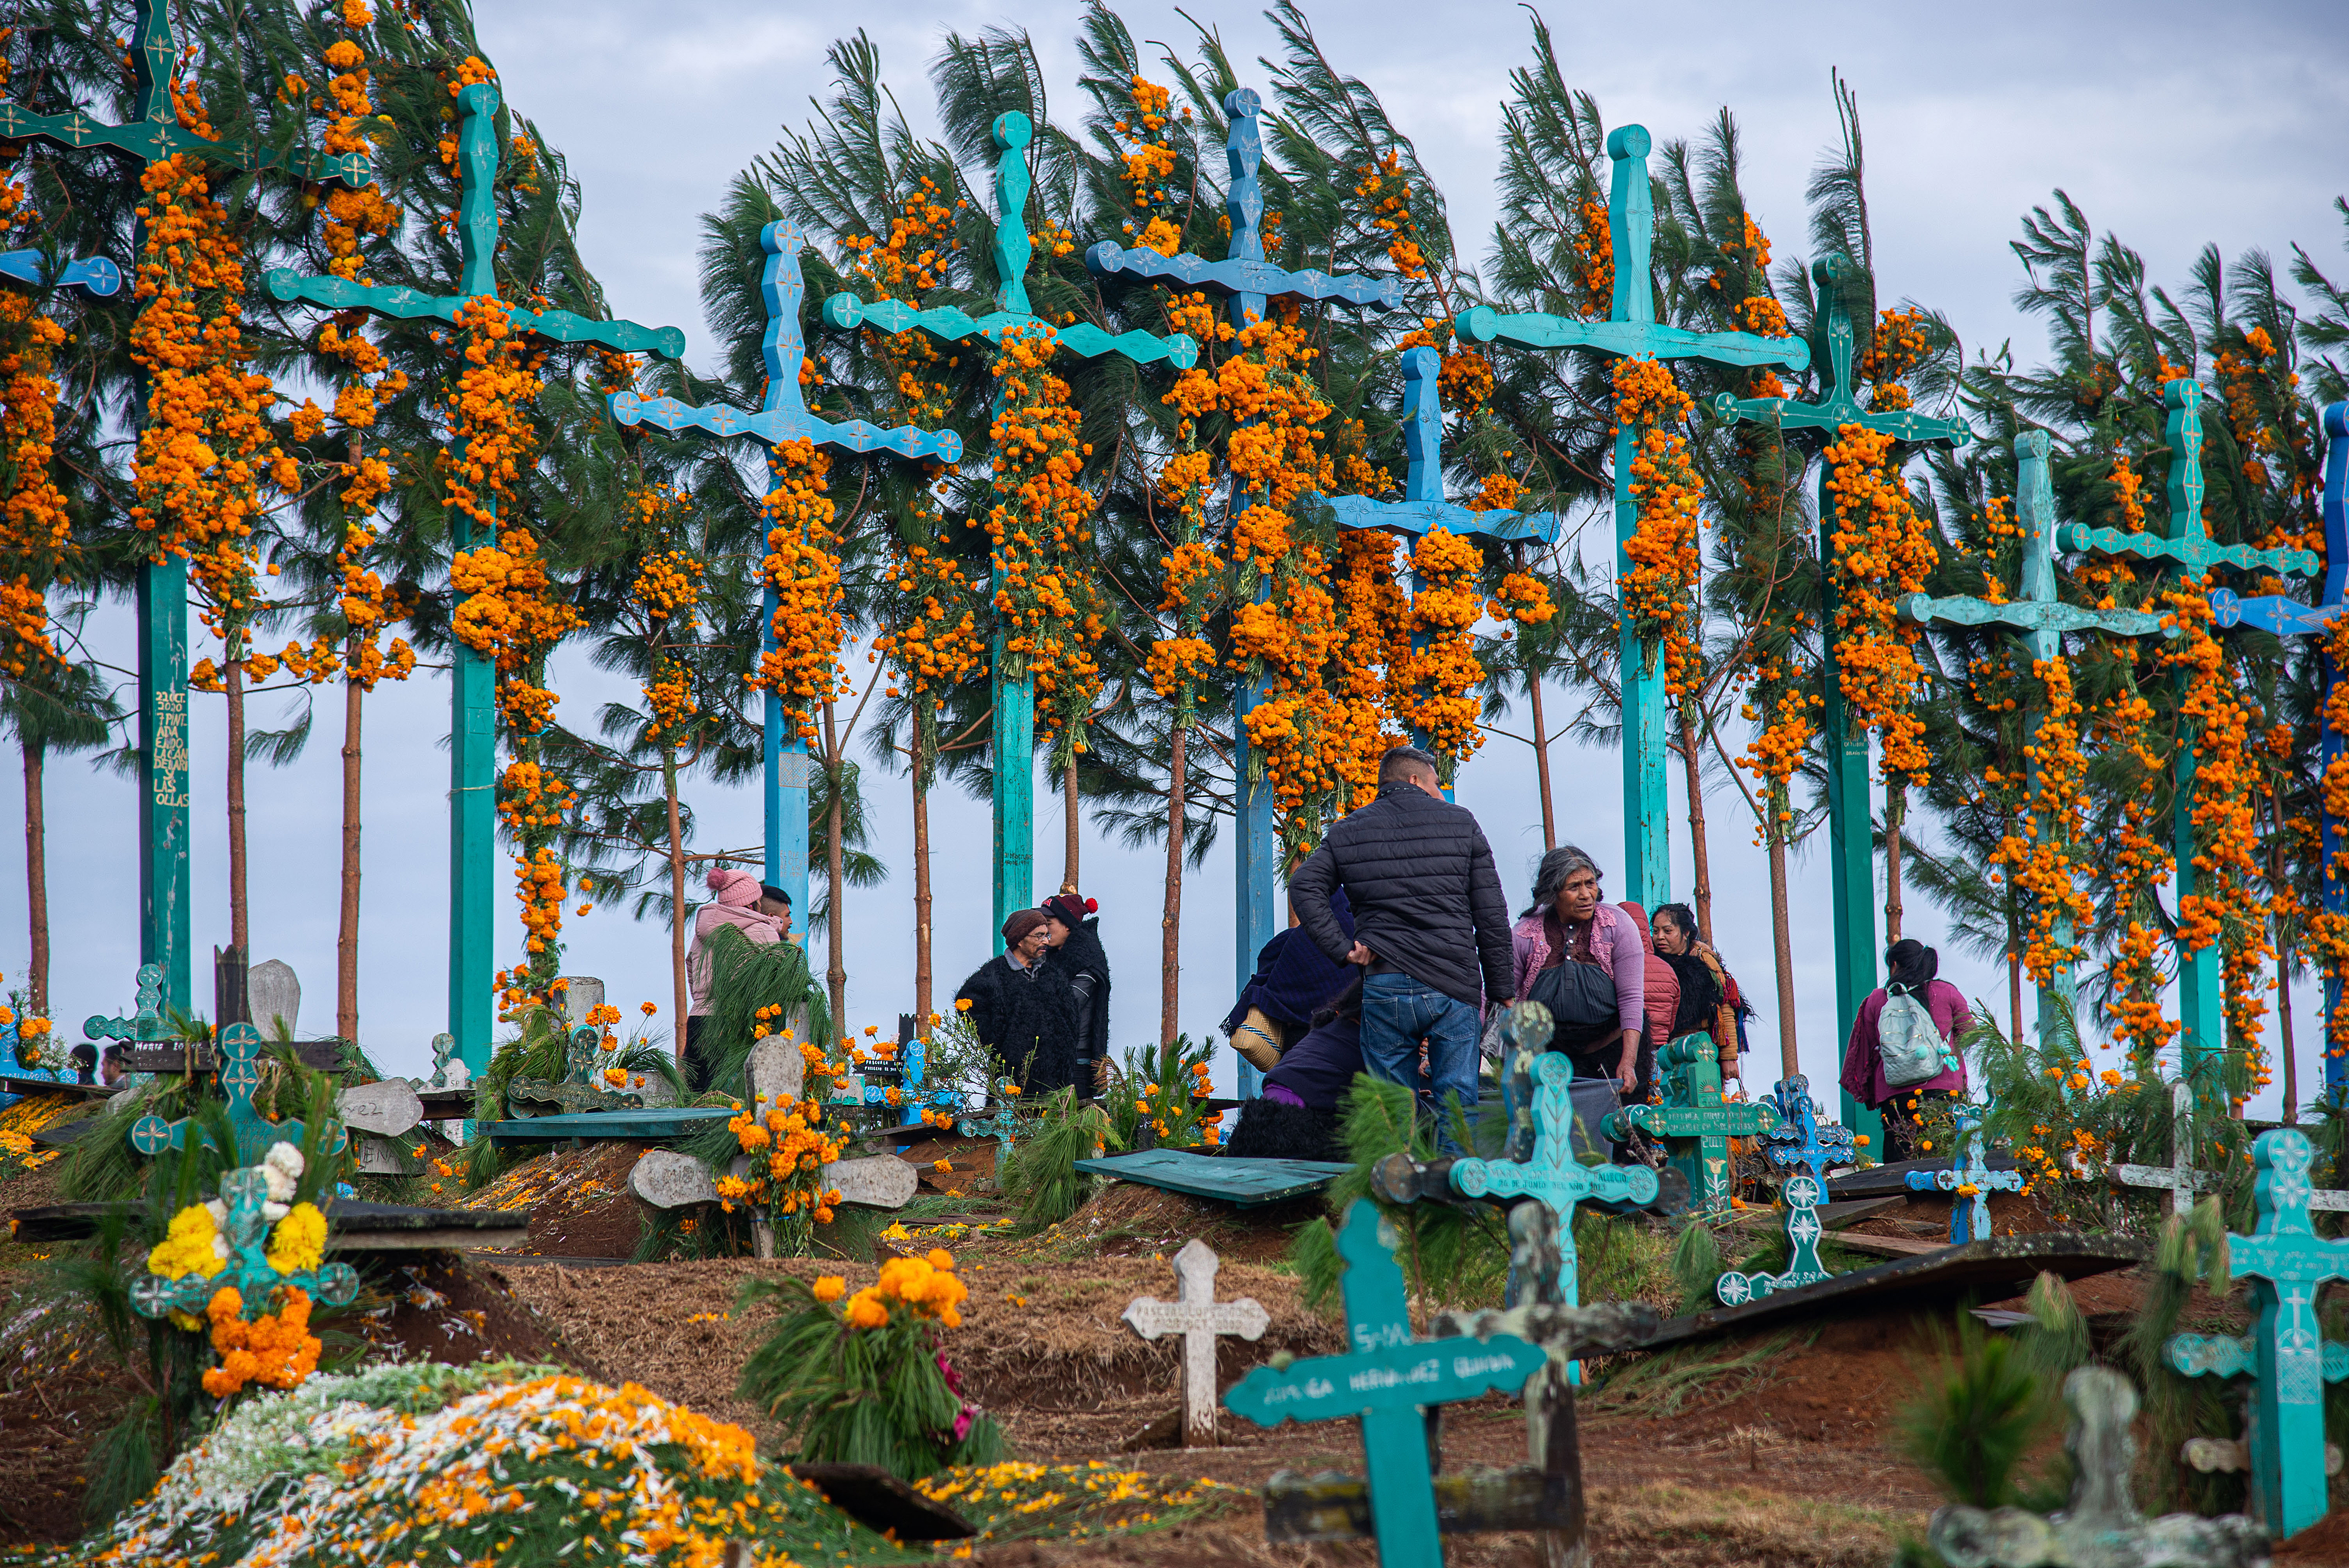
1379,743,1441,785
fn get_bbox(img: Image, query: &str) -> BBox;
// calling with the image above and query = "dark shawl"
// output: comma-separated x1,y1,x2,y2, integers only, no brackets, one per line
1223,890,1358,1039
953,953,1082,1094
1055,917,1112,1066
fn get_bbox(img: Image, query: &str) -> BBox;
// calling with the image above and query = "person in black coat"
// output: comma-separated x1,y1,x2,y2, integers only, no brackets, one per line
954,910,1083,1094
1041,891,1110,1092
1287,743,1512,1145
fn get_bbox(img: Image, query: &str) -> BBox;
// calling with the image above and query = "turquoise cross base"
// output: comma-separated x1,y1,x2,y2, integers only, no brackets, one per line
1715,1174,1832,1305
129,1164,360,1324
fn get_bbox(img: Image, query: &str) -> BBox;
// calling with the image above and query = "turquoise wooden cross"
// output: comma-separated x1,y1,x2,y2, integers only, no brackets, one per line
2049,381,2320,1081
1710,254,1971,1145
2211,402,2349,1102
2175,1128,2349,1539
0,251,119,298
955,1076,1035,1186
129,1022,349,1167
1451,1048,1657,1308
608,218,958,921
129,1162,361,1323
83,962,173,1048
1224,1199,1547,1568
1458,126,1811,913
1899,430,2172,1038
823,110,1196,944
1755,1074,1854,1183
1903,1108,2020,1244
0,0,374,1018
1601,1034,1778,1218
1714,1173,1830,1304
261,81,685,1078
1086,88,1398,1096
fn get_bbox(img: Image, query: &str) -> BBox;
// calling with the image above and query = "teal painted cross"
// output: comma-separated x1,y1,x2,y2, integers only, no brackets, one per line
824,110,1196,947
1602,1035,1778,1218
1715,1173,1829,1304
1711,254,1971,1146
2180,1128,2349,1539
129,1161,361,1323
129,1022,348,1167
1904,1108,2020,1244
0,251,119,298
2054,380,2320,1082
1453,1049,1657,1307
1755,1074,1854,1183
1224,1199,1547,1567
956,1077,1035,1186
260,81,685,1079
610,218,959,921
0,0,375,1019
1458,125,1810,913
2211,402,2349,1102
83,962,173,1048
1899,430,2173,1038
1085,88,1397,1096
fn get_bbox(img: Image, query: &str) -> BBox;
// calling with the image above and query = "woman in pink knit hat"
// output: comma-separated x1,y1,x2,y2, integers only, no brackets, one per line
683,866,792,1089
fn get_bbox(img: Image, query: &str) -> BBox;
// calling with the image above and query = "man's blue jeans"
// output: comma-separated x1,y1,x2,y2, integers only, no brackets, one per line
1359,971,1482,1150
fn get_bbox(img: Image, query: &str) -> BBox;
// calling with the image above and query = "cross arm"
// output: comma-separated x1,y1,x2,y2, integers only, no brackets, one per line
822,294,1197,369
0,104,372,188
1322,494,1562,547
263,271,688,361
1085,241,1402,311
1709,389,1972,447
2058,521,2320,579
1456,305,1810,371
1431,1298,1658,1356
607,390,963,463
2211,589,2344,636
0,250,120,299
1896,592,2175,642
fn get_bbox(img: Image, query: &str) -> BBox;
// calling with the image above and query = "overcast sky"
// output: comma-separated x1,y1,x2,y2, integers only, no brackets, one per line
12,0,2347,1121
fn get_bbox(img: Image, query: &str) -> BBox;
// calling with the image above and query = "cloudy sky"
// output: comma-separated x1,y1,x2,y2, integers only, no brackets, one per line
13,0,2347,1118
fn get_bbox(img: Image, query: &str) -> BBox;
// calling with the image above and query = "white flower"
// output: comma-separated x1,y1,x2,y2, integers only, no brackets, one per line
204,1199,227,1227
261,1201,290,1223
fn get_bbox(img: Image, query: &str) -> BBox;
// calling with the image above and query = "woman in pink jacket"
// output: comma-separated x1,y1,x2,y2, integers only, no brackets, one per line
684,866,793,1089
1509,845,1645,1095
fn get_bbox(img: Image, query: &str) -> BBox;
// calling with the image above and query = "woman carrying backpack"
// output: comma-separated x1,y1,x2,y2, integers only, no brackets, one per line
1839,938,1971,1162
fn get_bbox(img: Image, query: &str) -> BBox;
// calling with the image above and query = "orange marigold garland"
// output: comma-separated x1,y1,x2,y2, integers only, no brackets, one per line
0,153,68,682
1988,657,2094,988
1820,422,1934,785
1392,529,1485,780
1614,358,1702,697
1113,75,1185,260
752,438,846,742
2088,667,2177,1065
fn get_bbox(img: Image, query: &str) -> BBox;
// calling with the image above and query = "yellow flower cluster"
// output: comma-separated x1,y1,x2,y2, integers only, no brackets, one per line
265,1200,328,1276
147,1203,228,1281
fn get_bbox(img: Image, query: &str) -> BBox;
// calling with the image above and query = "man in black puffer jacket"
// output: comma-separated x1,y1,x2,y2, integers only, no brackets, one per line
1287,744,1512,1145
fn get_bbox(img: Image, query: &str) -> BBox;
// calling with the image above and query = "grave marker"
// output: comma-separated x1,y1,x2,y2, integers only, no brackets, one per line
82,963,174,1051
627,1146,916,1212
2110,1080,2218,1216
1075,1149,1353,1207
1121,1238,1271,1446
1927,1367,2264,1568
1224,1200,1547,1566
338,1079,422,1138
955,1078,1034,1187
504,1025,644,1118
1715,1175,1832,1304
129,1022,348,1167
1904,1109,2022,1244
130,1162,362,1326
1602,1034,1778,1219
247,959,301,1039
556,977,606,1030
1755,1074,1855,1183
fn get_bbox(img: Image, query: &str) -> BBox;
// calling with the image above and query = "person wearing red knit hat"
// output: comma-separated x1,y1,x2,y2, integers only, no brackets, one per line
953,909,1083,1093
1040,891,1110,1093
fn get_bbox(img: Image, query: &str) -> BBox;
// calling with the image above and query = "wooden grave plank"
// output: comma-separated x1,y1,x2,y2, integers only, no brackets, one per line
1074,1149,1352,1207
11,1196,528,1251
484,1106,738,1146
1829,1153,2018,1200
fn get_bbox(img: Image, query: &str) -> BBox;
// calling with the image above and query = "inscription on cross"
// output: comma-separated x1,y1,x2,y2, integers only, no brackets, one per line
1224,1200,1547,1568
1602,1035,1778,1219
129,1023,348,1167
1904,1109,2022,1244
1121,1238,1270,1447
1457,123,1812,909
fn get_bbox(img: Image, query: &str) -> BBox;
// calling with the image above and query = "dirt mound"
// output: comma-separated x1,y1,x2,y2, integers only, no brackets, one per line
351,1251,600,1372
1058,1179,1322,1263
447,1140,651,1257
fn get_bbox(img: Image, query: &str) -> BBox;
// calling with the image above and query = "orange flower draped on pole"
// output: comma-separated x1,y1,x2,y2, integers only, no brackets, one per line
1332,530,1412,810
988,326,1103,761
1394,529,1485,778
1614,358,1702,698
752,437,846,742
0,141,69,681
2091,671,2176,1064
1820,422,1934,786
1989,658,2094,988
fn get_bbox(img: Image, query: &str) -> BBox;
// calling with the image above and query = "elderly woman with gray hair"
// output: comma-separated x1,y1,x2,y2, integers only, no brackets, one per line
1510,845,1645,1094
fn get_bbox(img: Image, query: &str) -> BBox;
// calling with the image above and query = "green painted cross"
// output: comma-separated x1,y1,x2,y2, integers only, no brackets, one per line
129,1022,349,1167
1602,1034,1778,1218
1710,255,1971,1145
82,962,173,1048
129,1160,361,1324
1715,1173,1829,1304
823,111,1195,944
2049,381,2319,1079
1224,1199,1547,1567
956,1077,1035,1188
260,82,686,1077
1904,1108,2021,1244
0,0,374,1015
1899,430,2172,1038
1456,125,1811,911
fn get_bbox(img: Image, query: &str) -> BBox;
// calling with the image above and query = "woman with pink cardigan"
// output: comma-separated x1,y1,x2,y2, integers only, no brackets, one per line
1509,845,1646,1095
683,866,793,1090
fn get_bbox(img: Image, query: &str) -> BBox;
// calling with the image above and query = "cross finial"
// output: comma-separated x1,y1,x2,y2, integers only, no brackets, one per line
1708,254,1969,447
991,112,1035,317
1605,125,1653,327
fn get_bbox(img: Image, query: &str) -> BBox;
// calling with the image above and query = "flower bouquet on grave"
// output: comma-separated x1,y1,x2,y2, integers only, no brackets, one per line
1107,1033,1223,1152
736,1249,1005,1479
709,1084,847,1255
4,973,60,1075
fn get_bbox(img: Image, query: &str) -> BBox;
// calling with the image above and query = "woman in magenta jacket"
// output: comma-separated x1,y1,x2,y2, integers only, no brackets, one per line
1509,845,1646,1095
1839,938,1971,1162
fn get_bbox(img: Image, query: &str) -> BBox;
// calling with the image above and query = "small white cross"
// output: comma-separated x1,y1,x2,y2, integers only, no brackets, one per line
2111,1080,2219,1216
1122,1239,1270,1446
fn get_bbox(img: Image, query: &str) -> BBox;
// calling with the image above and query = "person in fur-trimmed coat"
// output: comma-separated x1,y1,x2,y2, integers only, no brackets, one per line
954,910,1084,1095
1040,891,1112,1092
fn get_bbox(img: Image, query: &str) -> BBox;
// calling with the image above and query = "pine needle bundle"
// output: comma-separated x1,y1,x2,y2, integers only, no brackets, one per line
998,1086,1118,1230
699,923,832,1098
1896,1315,2057,1510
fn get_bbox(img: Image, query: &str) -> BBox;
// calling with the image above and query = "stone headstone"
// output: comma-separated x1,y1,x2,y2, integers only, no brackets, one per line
247,959,299,1038
629,1148,917,1212
1122,1238,1270,1446
748,1037,805,1110
351,1132,423,1176
557,977,605,1029
339,1078,423,1138
631,1148,717,1208
824,1153,918,1209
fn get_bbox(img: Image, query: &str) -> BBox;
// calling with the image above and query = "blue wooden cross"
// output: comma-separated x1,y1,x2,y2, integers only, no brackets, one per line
129,1022,348,1167
1903,1108,2021,1244
2052,380,2320,1081
1458,125,1811,914
1225,1199,1547,1567
1602,1035,1779,1219
260,81,685,1079
2211,403,2349,1101
83,962,174,1048
824,110,1196,945
1899,430,2173,1038
1320,346,1559,546
0,0,376,1019
1754,1074,1855,1184
1453,1049,1657,1309
0,251,119,298
1715,1173,1830,1304
609,218,958,921
129,1160,360,1324
1711,254,1971,1147
1085,88,1398,1096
